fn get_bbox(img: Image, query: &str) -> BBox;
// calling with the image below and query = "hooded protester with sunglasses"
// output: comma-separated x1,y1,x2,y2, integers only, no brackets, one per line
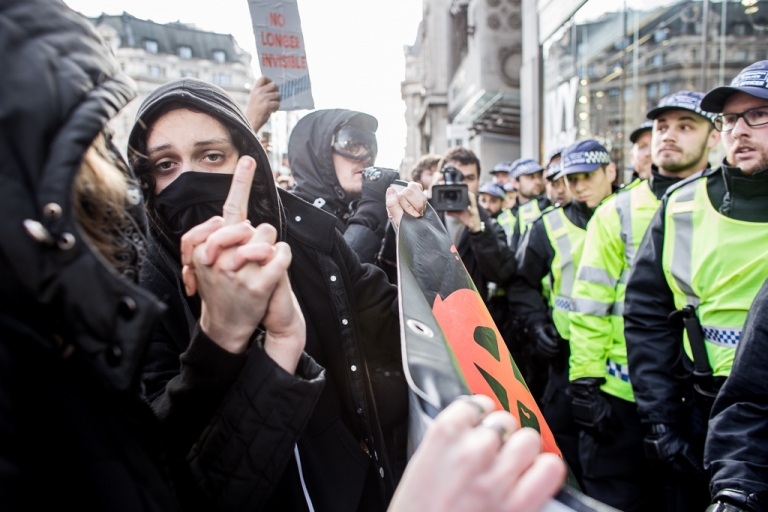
128,80,418,512
288,110,401,267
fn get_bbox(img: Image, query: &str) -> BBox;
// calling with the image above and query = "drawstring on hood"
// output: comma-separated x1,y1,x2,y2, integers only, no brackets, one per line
288,109,378,219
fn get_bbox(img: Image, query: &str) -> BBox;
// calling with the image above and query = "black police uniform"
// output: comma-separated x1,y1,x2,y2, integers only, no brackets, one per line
625,164,768,512
508,200,593,484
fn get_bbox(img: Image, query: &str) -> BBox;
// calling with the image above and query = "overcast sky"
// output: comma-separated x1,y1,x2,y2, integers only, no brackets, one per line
64,0,423,169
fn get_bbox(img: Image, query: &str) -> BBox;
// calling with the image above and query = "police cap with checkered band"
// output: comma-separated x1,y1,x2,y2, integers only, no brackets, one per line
646,90,715,124
701,60,768,113
560,139,612,176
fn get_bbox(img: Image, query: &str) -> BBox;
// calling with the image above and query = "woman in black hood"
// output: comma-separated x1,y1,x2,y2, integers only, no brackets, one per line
129,78,411,512
0,0,180,509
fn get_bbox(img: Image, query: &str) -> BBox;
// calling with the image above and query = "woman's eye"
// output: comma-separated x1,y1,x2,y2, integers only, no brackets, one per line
205,153,224,162
155,161,174,171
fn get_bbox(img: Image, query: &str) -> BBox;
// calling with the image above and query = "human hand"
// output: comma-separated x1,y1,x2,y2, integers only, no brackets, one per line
385,182,427,229
389,395,566,512
260,268,306,374
643,423,705,478
567,378,614,437
245,76,280,132
529,321,562,358
180,156,289,354
446,192,482,232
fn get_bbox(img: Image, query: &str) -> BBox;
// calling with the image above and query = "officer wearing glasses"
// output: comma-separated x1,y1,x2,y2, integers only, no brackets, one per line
624,60,768,512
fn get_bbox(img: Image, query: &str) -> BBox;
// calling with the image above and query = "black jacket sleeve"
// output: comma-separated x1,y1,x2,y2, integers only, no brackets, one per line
140,257,325,511
507,219,553,325
466,207,516,284
624,201,688,425
705,279,768,507
344,198,387,265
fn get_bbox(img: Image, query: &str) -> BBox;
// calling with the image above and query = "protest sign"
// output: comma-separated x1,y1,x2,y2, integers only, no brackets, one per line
247,0,314,110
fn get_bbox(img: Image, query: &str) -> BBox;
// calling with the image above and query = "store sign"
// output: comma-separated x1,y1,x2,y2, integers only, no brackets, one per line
544,76,579,154
248,0,315,110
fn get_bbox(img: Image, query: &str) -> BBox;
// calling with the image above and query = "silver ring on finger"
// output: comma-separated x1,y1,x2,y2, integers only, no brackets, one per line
480,418,510,445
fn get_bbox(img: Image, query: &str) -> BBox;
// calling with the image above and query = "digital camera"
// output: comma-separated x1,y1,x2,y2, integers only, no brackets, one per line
429,165,469,212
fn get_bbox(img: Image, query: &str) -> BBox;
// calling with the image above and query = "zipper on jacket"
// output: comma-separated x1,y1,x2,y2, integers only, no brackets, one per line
294,445,315,512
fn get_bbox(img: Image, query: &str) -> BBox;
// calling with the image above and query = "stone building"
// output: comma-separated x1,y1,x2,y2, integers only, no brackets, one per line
89,13,257,159
402,0,524,180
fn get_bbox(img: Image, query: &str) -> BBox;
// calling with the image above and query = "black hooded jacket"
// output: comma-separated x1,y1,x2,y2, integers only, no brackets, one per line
288,109,390,265
130,81,406,512
0,0,177,510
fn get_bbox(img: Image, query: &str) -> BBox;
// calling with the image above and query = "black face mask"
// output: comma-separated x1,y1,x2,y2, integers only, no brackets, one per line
152,171,233,257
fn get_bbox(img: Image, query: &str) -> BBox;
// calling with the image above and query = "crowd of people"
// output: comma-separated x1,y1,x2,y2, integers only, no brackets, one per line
3,1,768,511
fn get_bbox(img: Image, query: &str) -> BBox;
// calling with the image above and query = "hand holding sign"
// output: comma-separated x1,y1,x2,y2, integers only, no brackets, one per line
248,0,314,110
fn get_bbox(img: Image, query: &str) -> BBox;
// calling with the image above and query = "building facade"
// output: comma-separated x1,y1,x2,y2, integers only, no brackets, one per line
402,0,524,180
89,13,267,161
525,0,768,178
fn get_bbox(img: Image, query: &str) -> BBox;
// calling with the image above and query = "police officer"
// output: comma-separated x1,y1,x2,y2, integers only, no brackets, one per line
508,140,614,484
624,68,768,511
508,158,551,252
568,91,720,512
545,158,572,206
630,120,654,180
490,161,513,186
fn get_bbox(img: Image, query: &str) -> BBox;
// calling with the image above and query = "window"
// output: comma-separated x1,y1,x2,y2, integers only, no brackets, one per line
608,88,619,98
735,49,749,61
179,46,192,59
652,53,663,68
182,70,198,78
148,65,166,78
654,29,667,43
212,50,226,63
213,73,231,86
623,87,634,101
647,83,658,99
732,23,747,36
144,39,158,54
659,81,670,97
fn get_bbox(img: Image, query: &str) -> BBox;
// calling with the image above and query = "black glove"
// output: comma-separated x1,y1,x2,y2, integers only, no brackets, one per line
567,378,613,436
643,423,705,478
706,490,754,512
528,320,561,358
361,167,400,203
347,168,400,239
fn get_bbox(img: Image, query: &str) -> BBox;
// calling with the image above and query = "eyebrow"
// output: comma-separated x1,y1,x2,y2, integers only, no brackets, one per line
147,138,233,156
194,137,232,147
147,143,172,156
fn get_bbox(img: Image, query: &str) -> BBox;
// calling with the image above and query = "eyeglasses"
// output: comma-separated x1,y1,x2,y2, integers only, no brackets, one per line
713,106,768,132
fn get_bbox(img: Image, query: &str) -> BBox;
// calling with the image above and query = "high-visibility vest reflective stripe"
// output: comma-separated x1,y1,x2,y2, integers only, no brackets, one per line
569,179,659,402
662,177,768,377
542,207,585,340
497,209,515,246
517,200,541,237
